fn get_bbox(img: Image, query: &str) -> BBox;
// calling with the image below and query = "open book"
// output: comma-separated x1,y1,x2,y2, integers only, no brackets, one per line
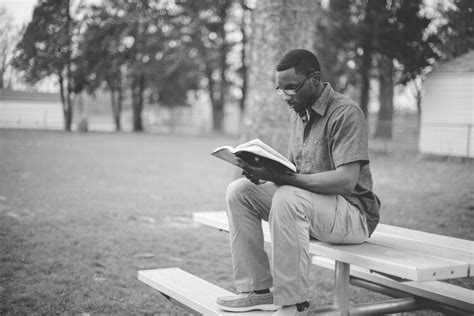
211,138,297,173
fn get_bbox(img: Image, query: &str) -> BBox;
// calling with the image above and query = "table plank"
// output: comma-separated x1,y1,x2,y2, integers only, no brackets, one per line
193,212,471,282
376,224,474,253
369,233,474,274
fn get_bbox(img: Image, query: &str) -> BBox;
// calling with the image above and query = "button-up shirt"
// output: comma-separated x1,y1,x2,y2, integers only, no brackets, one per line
288,83,381,236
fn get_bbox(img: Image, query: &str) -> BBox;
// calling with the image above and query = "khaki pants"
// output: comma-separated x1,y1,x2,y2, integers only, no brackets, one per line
226,178,369,306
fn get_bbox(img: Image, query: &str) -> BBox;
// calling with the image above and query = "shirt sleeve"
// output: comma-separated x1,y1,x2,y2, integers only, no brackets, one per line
287,114,297,164
328,104,369,168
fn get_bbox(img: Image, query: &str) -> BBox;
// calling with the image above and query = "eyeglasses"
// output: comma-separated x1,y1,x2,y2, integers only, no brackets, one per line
275,72,316,97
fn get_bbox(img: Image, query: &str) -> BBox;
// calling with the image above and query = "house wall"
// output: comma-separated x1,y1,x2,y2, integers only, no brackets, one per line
0,99,64,130
419,73,474,158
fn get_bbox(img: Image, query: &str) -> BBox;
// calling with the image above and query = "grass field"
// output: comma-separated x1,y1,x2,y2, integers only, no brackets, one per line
0,128,472,315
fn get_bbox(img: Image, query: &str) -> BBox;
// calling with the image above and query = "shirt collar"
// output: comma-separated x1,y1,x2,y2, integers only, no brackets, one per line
298,107,311,123
309,82,334,117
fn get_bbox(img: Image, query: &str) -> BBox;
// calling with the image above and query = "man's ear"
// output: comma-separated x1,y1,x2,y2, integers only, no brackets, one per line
309,73,321,86
312,71,321,82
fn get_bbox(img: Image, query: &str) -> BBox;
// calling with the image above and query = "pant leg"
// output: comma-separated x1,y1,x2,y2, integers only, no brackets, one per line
226,178,277,292
269,185,313,306
308,195,369,245
269,186,369,306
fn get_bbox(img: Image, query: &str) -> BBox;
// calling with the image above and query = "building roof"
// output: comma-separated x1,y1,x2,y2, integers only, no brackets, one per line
429,50,474,75
0,89,60,102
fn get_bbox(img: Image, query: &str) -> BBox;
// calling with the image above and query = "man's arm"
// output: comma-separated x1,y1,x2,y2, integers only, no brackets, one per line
275,162,361,195
240,161,361,196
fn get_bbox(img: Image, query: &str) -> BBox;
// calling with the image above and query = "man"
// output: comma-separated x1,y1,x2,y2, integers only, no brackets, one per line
216,49,381,315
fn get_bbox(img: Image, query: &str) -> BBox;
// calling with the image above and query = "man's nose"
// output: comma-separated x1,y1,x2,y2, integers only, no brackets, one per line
283,94,292,101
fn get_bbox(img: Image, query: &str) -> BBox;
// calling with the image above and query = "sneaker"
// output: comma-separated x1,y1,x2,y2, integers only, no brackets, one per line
272,305,310,316
216,291,280,312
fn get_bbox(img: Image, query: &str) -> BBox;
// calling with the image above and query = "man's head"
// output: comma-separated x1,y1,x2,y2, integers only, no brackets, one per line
275,49,322,113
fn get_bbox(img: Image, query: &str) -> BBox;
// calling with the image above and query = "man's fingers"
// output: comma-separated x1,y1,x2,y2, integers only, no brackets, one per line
241,169,252,179
241,169,260,184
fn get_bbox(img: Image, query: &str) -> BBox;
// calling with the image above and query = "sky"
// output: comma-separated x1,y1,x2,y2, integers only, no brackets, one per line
2,0,37,26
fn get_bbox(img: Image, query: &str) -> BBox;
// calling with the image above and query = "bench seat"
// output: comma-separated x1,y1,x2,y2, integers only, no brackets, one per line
138,268,273,315
137,212,473,315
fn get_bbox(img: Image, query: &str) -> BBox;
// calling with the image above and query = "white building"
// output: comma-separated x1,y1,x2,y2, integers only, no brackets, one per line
419,51,474,158
0,90,64,130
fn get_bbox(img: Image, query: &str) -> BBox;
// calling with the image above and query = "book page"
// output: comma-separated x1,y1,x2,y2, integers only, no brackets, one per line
211,147,243,168
211,139,296,173
234,145,296,173
235,139,289,163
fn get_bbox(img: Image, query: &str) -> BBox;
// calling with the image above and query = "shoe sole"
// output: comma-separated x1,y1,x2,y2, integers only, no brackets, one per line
216,303,280,312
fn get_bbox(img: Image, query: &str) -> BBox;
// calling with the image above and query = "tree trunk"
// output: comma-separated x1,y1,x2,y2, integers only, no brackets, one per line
132,75,145,132
416,89,422,123
117,85,123,130
239,0,249,113
358,0,381,118
210,4,229,133
64,0,73,132
215,16,228,132
374,55,394,139
0,58,5,89
241,0,319,153
212,100,224,132
414,76,423,123
110,88,121,131
66,78,73,132
205,64,224,132
59,73,72,131
359,40,371,118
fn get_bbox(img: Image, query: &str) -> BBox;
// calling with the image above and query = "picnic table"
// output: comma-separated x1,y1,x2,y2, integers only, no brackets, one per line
138,211,474,315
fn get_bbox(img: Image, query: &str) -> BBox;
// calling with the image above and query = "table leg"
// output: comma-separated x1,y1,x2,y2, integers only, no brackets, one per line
333,261,350,316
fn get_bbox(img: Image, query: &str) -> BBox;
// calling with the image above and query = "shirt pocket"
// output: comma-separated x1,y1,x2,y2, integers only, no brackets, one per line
310,137,332,171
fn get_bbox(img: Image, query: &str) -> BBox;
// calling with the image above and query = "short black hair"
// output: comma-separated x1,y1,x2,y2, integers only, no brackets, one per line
276,49,321,76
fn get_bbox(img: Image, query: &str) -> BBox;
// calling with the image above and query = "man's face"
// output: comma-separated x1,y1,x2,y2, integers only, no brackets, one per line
275,67,314,114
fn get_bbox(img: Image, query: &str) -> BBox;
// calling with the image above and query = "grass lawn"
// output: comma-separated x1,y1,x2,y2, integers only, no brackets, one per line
0,129,472,315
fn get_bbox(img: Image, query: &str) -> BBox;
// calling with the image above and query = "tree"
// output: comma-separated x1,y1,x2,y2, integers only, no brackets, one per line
336,0,439,138
179,0,236,132
241,0,319,153
373,0,439,139
0,7,19,89
314,0,361,95
12,0,75,131
357,0,382,118
437,0,474,59
78,2,128,131
123,0,201,131
238,0,250,113
407,0,474,123
77,0,200,132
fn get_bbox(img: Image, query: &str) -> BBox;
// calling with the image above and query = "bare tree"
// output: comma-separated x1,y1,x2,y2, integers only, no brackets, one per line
0,7,19,89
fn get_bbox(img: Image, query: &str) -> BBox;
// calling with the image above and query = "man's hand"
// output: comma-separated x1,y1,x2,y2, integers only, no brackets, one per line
237,157,291,185
241,169,266,185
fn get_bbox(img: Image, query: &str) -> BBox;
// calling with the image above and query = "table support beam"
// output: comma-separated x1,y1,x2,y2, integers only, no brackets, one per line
350,277,411,298
350,277,472,316
313,298,420,315
333,261,350,315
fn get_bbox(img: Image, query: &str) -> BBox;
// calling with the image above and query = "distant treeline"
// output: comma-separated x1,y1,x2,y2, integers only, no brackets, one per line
9,0,473,134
